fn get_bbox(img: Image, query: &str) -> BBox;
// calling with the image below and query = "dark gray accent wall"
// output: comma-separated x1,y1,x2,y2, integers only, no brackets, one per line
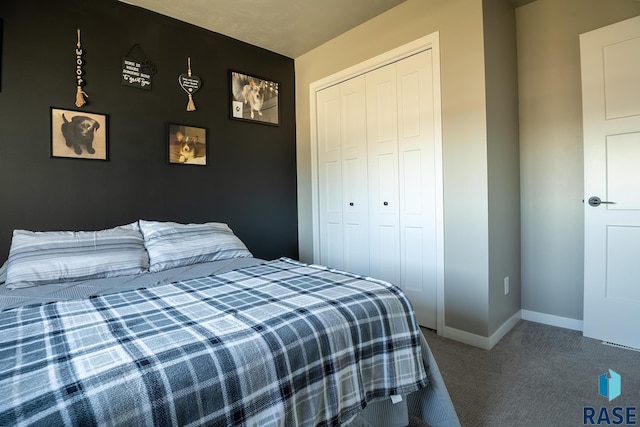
0,0,298,261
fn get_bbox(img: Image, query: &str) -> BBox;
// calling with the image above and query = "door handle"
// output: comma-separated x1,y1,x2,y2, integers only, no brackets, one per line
588,196,615,207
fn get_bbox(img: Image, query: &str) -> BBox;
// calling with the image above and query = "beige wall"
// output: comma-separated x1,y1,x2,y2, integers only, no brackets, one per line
295,0,494,336
483,0,522,335
517,0,640,321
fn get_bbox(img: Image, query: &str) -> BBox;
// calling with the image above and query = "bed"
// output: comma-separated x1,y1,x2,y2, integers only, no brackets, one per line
0,220,459,427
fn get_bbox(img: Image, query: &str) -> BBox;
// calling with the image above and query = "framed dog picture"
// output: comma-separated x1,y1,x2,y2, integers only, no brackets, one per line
168,123,207,166
50,107,109,160
230,70,279,126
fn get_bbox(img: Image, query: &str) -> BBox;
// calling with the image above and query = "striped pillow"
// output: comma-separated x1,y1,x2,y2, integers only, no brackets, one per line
139,220,252,272
0,261,7,284
5,223,150,289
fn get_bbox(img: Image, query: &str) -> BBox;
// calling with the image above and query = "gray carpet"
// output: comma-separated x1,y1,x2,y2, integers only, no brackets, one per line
422,320,640,427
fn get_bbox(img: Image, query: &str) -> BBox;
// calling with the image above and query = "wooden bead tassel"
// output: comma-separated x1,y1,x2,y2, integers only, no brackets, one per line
186,93,196,112
75,86,88,108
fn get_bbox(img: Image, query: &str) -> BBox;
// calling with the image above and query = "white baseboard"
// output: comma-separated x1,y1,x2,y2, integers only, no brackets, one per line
440,310,583,349
441,326,492,350
441,311,522,350
489,311,522,349
521,309,583,331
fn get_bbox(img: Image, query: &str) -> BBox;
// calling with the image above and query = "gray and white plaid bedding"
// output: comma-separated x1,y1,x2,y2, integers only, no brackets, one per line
0,258,428,427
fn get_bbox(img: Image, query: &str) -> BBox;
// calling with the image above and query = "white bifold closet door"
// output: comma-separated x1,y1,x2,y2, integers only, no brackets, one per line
317,50,437,328
317,75,370,276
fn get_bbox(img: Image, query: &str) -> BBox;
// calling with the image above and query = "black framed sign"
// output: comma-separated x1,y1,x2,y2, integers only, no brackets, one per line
121,44,156,90
230,70,279,126
50,107,109,161
168,123,207,166
122,58,153,90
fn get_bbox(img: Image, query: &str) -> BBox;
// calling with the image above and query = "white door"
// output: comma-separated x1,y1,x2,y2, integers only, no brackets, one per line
367,60,401,287
396,51,438,329
317,85,344,270
366,51,437,328
317,76,370,276
581,15,640,349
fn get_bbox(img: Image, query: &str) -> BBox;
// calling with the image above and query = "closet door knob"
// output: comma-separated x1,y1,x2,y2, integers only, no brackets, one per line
383,201,389,206
349,202,354,206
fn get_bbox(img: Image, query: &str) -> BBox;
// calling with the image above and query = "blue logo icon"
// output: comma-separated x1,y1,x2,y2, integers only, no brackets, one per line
598,369,621,401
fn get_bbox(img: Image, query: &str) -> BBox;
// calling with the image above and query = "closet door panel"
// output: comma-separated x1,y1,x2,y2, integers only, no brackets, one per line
403,226,424,291
367,64,400,283
371,152,401,283
374,224,401,284
341,76,369,276
325,222,344,270
402,150,423,214
317,76,368,275
324,161,342,213
397,50,437,328
317,86,344,270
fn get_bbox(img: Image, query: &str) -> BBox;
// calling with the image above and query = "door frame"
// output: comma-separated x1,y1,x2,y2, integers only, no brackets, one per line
309,32,445,335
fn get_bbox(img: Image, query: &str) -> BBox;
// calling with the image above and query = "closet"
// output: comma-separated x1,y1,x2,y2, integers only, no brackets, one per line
315,49,439,328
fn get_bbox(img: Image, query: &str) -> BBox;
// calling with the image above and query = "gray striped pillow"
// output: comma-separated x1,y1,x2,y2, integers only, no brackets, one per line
139,220,252,272
5,223,150,289
0,261,7,284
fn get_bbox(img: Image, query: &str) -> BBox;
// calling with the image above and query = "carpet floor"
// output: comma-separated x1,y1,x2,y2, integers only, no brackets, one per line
422,320,640,427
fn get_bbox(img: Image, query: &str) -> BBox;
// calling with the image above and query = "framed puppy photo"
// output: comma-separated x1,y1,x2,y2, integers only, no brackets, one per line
50,107,109,160
168,123,207,166
230,70,279,126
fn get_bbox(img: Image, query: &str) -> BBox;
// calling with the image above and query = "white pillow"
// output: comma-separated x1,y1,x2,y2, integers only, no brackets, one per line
0,260,7,284
139,220,252,272
5,223,150,289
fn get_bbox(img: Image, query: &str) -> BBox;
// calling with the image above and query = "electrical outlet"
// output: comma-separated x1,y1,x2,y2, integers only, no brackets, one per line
504,276,510,295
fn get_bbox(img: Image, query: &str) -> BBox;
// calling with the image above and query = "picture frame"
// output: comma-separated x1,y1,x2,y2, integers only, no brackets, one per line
168,123,207,166
50,107,109,161
230,70,279,126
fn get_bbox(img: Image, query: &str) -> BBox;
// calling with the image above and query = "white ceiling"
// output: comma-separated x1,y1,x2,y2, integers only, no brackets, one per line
118,0,408,58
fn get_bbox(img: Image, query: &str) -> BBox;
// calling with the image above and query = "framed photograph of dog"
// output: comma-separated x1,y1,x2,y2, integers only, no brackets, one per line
168,123,207,166
50,107,109,161
230,70,279,126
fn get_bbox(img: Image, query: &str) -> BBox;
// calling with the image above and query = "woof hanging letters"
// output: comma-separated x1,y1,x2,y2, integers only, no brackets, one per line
74,29,88,107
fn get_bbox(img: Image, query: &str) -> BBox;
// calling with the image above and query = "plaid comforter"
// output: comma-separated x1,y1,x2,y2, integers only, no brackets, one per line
0,258,428,427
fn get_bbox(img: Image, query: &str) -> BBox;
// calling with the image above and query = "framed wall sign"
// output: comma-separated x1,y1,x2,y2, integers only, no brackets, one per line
50,107,109,161
121,44,156,90
230,70,279,126
168,123,207,166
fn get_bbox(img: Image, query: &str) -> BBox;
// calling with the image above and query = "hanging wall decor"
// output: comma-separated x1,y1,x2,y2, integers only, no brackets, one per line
51,107,109,161
178,57,201,111
230,70,280,126
167,123,207,166
74,29,88,107
121,44,156,90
